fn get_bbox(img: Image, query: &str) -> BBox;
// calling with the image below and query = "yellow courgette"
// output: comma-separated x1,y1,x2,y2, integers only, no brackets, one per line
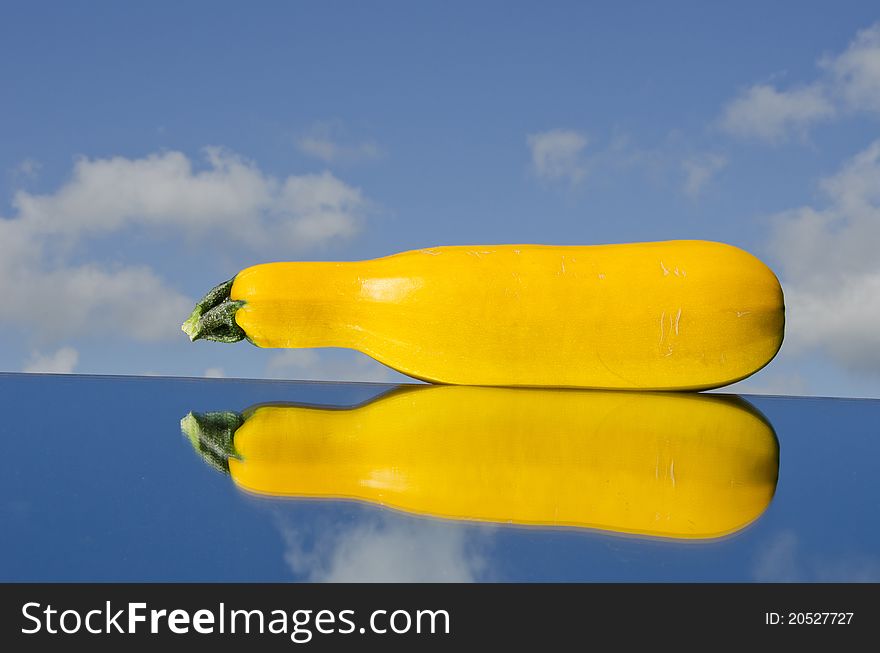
181,386,779,539
182,240,784,389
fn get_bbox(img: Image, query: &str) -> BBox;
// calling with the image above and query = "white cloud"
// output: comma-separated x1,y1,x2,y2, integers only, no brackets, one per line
204,367,225,378
265,349,407,383
11,148,366,249
277,513,489,582
782,275,880,371
721,369,808,396
719,84,834,142
720,22,880,142
682,153,727,198
8,264,190,343
296,122,382,164
527,129,589,184
297,137,382,164
22,346,79,374
0,147,369,345
823,22,880,113
275,172,366,245
13,158,41,181
769,140,880,372
265,349,320,374
527,129,697,194
0,218,191,343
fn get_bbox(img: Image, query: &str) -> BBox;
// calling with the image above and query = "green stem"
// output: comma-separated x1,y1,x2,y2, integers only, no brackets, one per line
181,277,247,343
180,411,245,474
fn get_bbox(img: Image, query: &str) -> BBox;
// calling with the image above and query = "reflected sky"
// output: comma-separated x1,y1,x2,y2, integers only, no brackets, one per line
1,372,877,582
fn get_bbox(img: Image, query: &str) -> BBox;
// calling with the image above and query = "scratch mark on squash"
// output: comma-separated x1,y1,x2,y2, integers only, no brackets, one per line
659,310,666,345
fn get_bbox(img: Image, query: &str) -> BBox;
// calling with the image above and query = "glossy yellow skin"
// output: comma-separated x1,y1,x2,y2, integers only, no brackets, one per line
231,241,784,389
227,386,779,539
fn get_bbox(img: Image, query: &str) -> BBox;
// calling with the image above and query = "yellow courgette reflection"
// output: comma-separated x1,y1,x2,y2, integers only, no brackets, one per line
182,386,779,540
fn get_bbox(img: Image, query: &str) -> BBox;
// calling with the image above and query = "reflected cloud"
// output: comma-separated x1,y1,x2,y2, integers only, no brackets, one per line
752,530,800,581
183,386,780,541
274,511,490,582
753,530,880,582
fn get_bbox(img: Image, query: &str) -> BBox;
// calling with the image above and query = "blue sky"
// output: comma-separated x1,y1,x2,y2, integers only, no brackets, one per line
2,1,880,397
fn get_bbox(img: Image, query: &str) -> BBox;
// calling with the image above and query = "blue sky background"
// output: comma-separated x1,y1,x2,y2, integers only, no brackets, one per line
2,0,880,397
